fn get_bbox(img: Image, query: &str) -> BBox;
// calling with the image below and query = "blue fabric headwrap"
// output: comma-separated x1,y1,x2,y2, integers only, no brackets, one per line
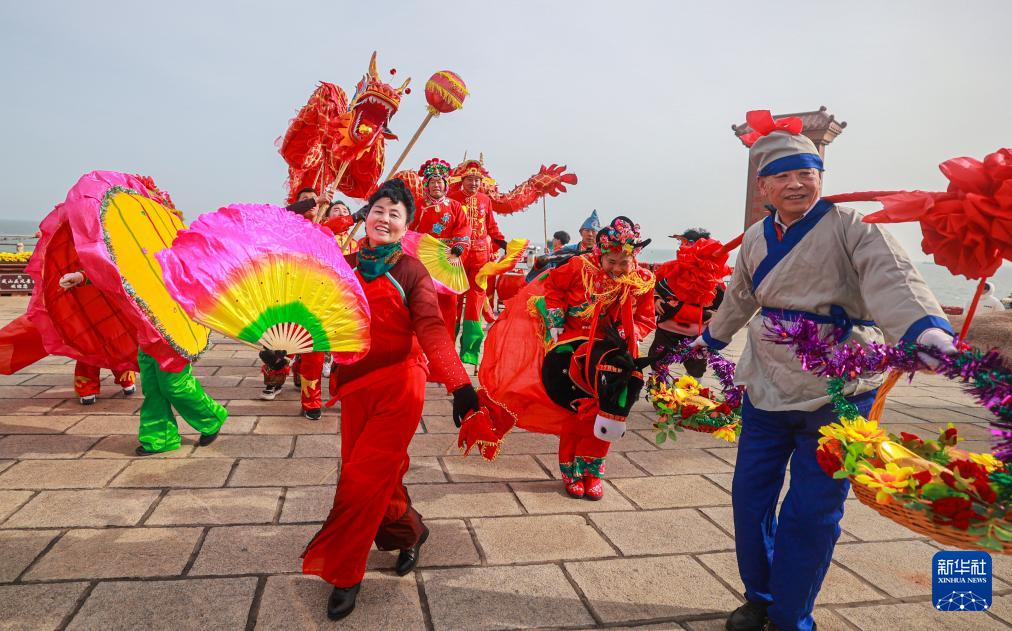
581,210,601,232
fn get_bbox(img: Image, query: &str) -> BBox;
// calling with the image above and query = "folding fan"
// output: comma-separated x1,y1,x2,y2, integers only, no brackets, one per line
158,204,371,362
400,230,469,294
475,238,530,290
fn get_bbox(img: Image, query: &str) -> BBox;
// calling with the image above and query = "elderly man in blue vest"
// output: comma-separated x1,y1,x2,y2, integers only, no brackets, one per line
692,114,956,631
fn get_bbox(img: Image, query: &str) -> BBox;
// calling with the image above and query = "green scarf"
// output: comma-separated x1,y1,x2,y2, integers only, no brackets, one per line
356,240,404,281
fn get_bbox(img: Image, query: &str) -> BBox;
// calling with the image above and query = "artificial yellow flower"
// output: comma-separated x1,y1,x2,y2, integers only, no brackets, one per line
969,452,1005,473
819,416,887,446
713,424,738,443
854,462,918,504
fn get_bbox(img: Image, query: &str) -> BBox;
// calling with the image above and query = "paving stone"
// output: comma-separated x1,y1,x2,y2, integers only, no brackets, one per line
839,497,929,542
405,456,447,483
989,593,1012,624
82,435,195,458
607,430,659,452
628,448,735,475
706,447,738,465
0,460,13,474
0,529,59,581
566,555,742,623
835,601,995,630
423,564,594,631
0,490,33,523
0,414,82,433
591,509,735,555
0,399,62,415
228,458,338,487
25,527,202,580
683,610,854,631
189,434,293,458
146,487,282,526
637,428,736,450
0,460,125,489
473,514,615,563
0,434,99,459
612,474,731,509
408,482,523,518
0,582,90,631
535,451,648,479
51,399,140,415
510,479,636,513
253,415,340,435
292,434,341,457
833,540,940,597
697,551,885,605
178,415,256,435
111,459,234,488
367,518,480,570
0,385,47,398
65,414,147,435
442,454,549,482
255,573,425,630
189,524,318,575
280,485,332,523
4,489,161,528
407,433,461,457
66,577,257,631
482,430,558,454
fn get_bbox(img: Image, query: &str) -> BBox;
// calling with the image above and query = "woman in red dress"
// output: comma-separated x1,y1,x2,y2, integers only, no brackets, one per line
301,179,480,620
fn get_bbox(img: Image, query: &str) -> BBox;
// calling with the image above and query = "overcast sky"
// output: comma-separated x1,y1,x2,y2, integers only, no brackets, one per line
2,0,1010,261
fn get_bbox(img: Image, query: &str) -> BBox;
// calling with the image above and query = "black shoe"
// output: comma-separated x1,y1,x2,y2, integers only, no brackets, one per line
327,583,360,621
302,408,322,421
395,526,430,576
198,432,219,446
726,601,769,631
134,445,160,457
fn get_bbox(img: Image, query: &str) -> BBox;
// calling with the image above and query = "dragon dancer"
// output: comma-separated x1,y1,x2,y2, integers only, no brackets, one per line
408,158,472,337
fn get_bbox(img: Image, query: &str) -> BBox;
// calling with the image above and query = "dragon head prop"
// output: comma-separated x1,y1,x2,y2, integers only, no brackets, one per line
346,51,410,152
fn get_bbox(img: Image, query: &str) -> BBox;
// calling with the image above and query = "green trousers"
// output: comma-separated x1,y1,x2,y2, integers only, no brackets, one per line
137,350,227,452
459,319,484,366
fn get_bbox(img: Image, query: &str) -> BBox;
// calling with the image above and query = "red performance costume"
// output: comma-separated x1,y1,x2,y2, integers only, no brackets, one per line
74,361,135,399
407,158,472,337
447,158,578,364
539,250,655,495
302,244,471,590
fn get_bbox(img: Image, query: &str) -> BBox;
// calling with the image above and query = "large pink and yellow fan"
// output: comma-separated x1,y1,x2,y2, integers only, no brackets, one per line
401,230,469,294
157,205,370,362
475,238,530,290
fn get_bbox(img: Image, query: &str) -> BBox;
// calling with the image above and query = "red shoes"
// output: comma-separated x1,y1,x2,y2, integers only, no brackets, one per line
563,474,604,500
583,475,604,501
563,474,585,499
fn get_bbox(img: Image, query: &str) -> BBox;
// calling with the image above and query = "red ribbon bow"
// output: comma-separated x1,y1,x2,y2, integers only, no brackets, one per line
740,110,804,147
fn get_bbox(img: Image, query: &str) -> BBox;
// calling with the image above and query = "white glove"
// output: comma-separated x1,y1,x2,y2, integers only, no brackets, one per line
688,335,707,351
59,272,85,289
916,327,957,369
550,327,563,343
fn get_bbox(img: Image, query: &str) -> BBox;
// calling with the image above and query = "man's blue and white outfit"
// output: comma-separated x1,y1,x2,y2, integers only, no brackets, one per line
702,128,953,631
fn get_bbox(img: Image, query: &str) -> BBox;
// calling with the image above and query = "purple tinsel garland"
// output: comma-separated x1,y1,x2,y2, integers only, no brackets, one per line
654,340,744,409
763,316,1012,461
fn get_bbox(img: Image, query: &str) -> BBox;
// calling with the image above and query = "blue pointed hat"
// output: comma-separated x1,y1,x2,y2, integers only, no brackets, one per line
581,210,600,232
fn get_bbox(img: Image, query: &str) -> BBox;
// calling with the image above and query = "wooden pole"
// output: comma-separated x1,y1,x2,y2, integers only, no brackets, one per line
316,161,351,224
383,111,436,181
542,197,549,252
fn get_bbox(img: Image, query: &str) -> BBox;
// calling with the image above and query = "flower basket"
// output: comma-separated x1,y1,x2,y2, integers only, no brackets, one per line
648,343,744,444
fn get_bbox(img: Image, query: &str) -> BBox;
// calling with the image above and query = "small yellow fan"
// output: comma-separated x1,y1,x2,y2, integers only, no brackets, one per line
401,230,469,294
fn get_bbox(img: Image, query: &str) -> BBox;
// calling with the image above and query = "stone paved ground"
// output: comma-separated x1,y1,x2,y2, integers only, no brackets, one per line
0,294,1009,630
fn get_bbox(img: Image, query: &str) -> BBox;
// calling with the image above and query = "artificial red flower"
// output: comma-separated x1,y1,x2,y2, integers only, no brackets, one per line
931,496,986,530
943,426,959,441
714,402,733,416
864,148,1012,280
899,432,924,445
698,387,712,399
816,439,845,477
680,405,701,419
912,470,933,487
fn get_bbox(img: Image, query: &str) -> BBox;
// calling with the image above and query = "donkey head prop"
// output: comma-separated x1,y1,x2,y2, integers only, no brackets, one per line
542,325,654,442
